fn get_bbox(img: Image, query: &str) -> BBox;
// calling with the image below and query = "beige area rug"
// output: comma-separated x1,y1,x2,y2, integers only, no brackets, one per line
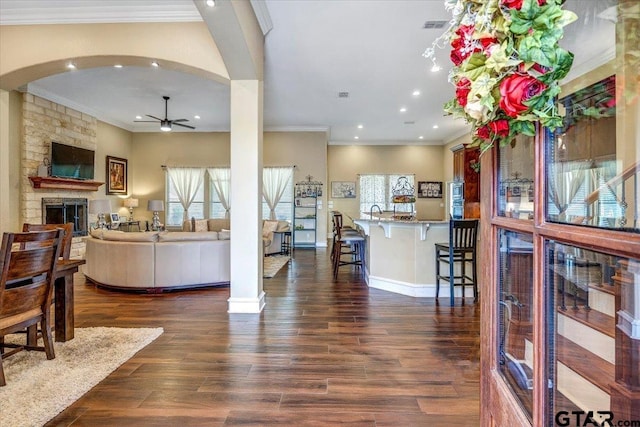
0,327,163,427
264,255,290,278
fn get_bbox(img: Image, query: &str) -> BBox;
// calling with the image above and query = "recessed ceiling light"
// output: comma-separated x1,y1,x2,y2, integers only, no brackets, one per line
357,124,363,129
66,62,76,70
433,125,439,129
419,136,424,140
354,136,359,140
114,64,123,68
431,64,441,72
194,115,201,120
412,90,421,96
135,115,142,120
399,107,407,113
151,61,159,67
206,0,215,6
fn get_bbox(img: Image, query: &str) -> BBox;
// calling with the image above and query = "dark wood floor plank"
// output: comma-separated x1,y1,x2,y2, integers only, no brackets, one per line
44,248,480,426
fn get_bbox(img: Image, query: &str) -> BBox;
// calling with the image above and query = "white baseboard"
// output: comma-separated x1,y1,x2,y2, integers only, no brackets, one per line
368,275,475,298
227,291,266,313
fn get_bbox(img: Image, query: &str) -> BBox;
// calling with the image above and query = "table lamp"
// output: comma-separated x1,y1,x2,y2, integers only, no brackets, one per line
147,200,164,231
89,199,112,229
123,197,139,221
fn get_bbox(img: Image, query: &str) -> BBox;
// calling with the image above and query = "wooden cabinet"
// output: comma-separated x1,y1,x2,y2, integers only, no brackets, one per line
452,146,480,219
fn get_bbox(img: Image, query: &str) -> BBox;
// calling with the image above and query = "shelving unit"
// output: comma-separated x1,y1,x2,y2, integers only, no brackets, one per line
293,177,322,248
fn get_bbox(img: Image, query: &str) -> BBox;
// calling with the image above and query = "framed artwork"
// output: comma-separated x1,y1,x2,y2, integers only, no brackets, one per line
417,181,443,198
106,156,127,195
331,181,356,198
109,213,120,223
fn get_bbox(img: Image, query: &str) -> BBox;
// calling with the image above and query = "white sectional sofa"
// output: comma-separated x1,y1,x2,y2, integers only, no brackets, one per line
85,229,230,292
182,217,290,256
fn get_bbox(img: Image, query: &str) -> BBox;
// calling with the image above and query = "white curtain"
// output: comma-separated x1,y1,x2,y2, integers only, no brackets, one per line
208,168,231,218
167,167,205,222
263,167,293,220
548,161,588,219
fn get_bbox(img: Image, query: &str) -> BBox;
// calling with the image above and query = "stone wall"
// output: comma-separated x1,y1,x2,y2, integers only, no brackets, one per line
22,93,98,259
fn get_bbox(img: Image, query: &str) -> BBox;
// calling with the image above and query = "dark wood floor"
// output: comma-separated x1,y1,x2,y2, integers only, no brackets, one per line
49,248,480,426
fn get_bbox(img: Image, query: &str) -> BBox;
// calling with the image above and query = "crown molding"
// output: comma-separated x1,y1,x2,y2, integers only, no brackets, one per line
27,84,134,131
264,126,330,133
250,0,273,36
0,2,202,25
329,139,442,146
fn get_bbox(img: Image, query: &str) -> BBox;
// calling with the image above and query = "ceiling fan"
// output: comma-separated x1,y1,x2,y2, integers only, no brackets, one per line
134,96,195,131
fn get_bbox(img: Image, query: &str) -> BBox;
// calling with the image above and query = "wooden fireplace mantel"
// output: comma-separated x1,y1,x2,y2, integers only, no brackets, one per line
29,176,104,191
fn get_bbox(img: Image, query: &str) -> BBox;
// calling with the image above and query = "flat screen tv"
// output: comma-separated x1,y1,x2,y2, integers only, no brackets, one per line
50,142,95,180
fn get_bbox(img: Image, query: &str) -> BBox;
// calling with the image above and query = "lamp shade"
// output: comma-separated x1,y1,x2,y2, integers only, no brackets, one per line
89,199,112,214
147,200,164,212
123,198,139,208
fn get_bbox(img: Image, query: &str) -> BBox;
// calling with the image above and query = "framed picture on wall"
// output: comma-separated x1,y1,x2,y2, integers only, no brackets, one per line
331,181,356,198
106,155,127,195
417,181,443,198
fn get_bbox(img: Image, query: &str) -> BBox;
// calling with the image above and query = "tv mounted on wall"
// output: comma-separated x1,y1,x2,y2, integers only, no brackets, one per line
50,142,95,180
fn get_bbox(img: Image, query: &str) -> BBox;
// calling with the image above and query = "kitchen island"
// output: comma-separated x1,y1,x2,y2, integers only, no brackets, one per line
352,217,476,298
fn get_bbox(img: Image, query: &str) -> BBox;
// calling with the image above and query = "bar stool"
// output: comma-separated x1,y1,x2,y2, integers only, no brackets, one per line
435,218,479,306
332,212,365,280
330,211,356,260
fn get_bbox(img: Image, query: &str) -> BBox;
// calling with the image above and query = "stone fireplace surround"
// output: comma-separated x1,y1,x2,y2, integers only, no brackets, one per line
22,93,98,259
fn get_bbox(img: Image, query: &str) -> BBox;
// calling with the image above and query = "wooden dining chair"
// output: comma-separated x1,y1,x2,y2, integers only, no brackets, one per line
0,229,63,386
22,223,73,260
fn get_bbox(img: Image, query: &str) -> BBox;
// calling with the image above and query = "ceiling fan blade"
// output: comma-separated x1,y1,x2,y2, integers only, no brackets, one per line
146,115,163,121
134,120,159,123
172,119,189,123
174,122,196,129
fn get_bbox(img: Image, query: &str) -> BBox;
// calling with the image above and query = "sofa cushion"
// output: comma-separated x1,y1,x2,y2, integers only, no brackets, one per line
207,218,230,232
158,231,219,242
262,220,279,238
218,230,230,240
276,220,290,232
101,230,159,242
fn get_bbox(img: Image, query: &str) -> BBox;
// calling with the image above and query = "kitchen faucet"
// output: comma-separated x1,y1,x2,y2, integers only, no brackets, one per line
370,204,382,218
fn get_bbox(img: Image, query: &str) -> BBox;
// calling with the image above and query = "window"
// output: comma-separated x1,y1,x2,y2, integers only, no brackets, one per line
359,174,415,214
262,167,294,222
166,174,205,226
165,167,294,226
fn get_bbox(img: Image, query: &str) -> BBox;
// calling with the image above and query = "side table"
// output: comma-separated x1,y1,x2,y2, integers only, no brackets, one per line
275,230,292,256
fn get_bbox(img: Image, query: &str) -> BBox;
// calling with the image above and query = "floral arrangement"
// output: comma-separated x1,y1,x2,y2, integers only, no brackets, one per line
426,0,577,152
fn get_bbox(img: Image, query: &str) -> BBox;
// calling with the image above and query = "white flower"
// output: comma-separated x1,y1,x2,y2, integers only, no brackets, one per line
465,100,489,121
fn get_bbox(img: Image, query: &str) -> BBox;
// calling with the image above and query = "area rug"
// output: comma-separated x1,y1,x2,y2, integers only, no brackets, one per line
0,327,163,427
264,255,290,278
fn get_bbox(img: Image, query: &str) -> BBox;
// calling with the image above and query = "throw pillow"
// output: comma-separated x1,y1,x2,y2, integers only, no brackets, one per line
194,219,209,232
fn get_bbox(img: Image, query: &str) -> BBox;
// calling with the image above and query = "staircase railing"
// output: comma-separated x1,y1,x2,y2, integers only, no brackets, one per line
584,160,640,229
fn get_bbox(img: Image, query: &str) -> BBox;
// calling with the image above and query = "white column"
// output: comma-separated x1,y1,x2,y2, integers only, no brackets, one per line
228,80,265,313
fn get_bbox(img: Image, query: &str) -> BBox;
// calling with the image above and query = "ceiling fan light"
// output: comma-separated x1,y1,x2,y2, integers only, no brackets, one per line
160,120,172,132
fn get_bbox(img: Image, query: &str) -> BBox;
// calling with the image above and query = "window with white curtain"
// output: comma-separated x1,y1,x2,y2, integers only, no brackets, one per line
166,174,205,226
262,167,294,222
359,174,415,214
166,167,294,226
208,167,231,219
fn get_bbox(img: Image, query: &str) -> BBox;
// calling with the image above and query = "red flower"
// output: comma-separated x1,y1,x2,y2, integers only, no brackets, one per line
455,78,472,107
450,49,465,66
476,126,491,140
499,74,547,117
501,0,545,9
489,120,510,137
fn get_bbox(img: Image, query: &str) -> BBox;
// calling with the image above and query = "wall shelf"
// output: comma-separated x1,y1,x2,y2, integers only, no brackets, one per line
29,176,104,191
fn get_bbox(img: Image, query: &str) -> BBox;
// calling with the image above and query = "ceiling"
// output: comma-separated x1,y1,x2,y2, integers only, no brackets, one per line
0,0,617,145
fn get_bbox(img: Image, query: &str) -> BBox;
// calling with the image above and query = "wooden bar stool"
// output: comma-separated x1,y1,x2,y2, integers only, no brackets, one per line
332,212,365,280
435,219,479,306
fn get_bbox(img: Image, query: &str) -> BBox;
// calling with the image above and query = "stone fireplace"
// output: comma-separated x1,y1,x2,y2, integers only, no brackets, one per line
21,93,98,259
42,198,88,237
